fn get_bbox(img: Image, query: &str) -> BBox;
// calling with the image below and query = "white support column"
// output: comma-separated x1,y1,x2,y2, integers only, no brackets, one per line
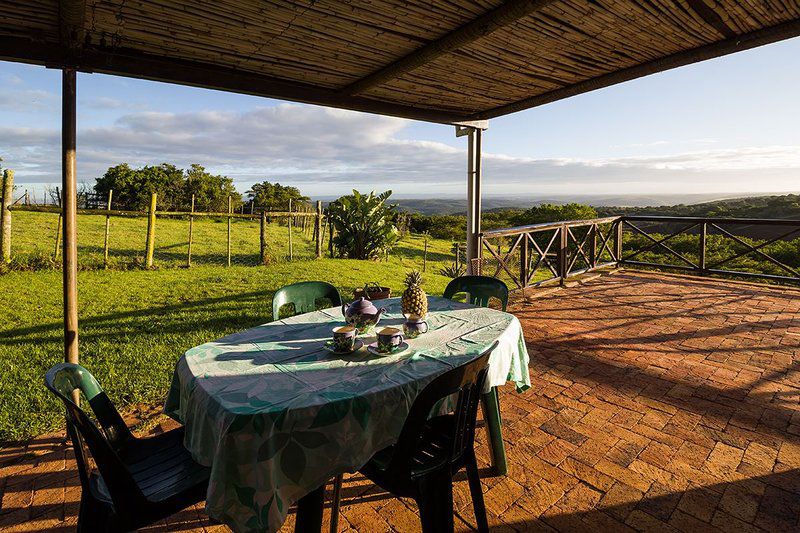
456,122,487,270
62,68,79,364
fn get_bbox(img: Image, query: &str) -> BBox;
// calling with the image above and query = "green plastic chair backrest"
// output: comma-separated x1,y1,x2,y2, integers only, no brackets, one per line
44,362,133,447
443,275,509,311
272,281,343,320
44,363,145,514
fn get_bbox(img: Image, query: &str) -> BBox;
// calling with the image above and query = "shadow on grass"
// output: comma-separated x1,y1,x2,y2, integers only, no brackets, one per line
0,289,276,348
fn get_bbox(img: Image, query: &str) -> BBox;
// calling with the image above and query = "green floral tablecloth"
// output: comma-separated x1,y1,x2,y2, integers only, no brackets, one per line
165,296,530,532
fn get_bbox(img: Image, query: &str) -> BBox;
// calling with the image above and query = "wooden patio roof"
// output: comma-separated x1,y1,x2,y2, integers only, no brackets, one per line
2,0,799,123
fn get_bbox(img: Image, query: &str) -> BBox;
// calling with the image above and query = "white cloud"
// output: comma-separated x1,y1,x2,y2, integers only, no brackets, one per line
0,104,798,196
82,96,148,111
0,88,56,110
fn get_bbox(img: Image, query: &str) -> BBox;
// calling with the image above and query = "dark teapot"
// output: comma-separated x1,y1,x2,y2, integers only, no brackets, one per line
342,297,386,333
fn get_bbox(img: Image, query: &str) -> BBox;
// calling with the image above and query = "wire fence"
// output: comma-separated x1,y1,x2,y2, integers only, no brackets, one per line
6,191,326,270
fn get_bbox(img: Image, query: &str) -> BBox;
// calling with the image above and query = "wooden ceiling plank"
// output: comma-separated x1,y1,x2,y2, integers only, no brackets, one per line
684,0,737,38
338,0,558,96
0,35,466,123
472,17,800,120
59,0,86,48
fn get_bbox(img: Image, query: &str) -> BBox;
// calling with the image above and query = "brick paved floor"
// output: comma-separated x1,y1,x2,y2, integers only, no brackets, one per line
2,270,800,532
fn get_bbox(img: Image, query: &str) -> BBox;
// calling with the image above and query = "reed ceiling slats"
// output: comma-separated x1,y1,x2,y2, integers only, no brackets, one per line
1,0,799,122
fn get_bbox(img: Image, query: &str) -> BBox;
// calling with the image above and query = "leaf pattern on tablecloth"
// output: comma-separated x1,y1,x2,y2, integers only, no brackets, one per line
165,296,530,532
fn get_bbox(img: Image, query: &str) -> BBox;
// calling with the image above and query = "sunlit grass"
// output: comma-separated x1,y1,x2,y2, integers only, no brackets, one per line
0,215,462,441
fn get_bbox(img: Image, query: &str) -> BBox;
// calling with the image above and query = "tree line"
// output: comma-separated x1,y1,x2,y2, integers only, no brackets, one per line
94,163,309,212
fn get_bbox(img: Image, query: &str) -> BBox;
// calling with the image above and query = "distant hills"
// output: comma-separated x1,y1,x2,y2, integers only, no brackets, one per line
391,193,800,215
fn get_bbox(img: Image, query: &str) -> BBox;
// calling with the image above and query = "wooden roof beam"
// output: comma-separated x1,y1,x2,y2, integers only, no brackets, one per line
339,0,558,96
0,36,467,124
684,0,737,39
470,17,800,120
59,0,86,49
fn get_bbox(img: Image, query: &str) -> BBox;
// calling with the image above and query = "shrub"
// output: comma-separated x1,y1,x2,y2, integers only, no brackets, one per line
327,190,399,260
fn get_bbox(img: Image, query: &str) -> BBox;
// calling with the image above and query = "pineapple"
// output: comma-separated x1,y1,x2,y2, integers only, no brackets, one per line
401,270,428,319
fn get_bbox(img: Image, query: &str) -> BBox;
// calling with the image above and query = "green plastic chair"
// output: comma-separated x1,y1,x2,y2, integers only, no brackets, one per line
443,275,509,311
44,363,209,531
272,281,342,320
443,275,510,475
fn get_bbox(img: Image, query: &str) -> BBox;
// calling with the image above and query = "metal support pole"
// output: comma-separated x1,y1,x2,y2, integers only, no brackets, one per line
62,69,79,364
457,124,486,269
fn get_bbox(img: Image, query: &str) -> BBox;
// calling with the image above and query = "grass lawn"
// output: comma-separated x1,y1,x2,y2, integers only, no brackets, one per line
8,209,320,269
0,218,461,441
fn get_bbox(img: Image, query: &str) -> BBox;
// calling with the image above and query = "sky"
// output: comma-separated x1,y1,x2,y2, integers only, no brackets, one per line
1,36,799,200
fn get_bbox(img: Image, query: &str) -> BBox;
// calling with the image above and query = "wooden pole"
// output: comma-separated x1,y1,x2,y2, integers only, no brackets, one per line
145,192,157,268
614,220,623,264
187,194,195,267
288,198,293,260
54,215,62,259
559,225,568,284
423,233,428,272
227,195,232,267
315,201,322,258
103,189,113,268
699,222,707,272
54,186,61,260
0,169,14,262
328,220,334,257
260,211,267,264
61,69,79,364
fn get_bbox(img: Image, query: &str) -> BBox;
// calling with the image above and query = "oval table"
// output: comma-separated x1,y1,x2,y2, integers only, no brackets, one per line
165,296,530,532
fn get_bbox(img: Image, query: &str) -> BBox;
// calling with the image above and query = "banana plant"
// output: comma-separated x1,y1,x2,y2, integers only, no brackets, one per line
327,190,399,259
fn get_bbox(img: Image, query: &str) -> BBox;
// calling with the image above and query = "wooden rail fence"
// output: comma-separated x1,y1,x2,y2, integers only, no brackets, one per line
8,192,327,268
479,215,800,288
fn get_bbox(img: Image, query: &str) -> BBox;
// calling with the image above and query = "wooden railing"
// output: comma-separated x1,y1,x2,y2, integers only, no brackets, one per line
479,215,800,288
478,216,622,288
619,215,800,283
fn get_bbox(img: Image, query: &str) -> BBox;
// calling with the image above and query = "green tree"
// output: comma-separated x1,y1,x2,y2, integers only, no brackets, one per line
246,181,309,211
511,203,597,225
94,163,241,211
183,164,240,212
94,163,184,210
327,190,399,259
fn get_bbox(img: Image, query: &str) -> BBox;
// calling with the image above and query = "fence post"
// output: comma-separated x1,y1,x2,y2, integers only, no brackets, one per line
328,220,334,257
558,224,568,285
699,222,707,272
423,233,428,272
103,189,113,269
315,201,323,258
590,224,597,269
0,169,13,262
227,195,232,267
54,186,62,260
187,194,195,267
145,192,157,268
260,211,268,264
614,219,623,265
520,233,528,287
288,198,293,260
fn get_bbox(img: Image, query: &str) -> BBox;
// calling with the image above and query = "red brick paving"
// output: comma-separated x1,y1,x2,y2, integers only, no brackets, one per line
2,270,800,532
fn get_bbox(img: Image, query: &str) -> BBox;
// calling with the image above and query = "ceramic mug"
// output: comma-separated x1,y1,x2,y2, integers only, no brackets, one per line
403,319,428,338
376,327,404,353
332,325,356,352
